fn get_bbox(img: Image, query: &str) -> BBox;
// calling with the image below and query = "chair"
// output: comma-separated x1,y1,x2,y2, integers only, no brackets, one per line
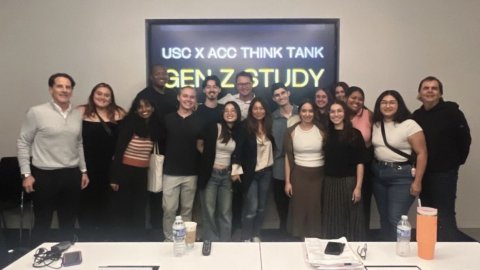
0,157,33,247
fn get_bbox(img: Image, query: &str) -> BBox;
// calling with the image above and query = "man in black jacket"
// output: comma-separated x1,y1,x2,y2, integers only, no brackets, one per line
412,76,471,241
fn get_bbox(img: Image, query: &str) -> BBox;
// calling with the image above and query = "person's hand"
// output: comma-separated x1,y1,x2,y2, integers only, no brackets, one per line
231,175,241,182
284,182,293,198
81,173,89,189
352,187,362,203
22,175,35,193
110,183,119,191
410,181,421,196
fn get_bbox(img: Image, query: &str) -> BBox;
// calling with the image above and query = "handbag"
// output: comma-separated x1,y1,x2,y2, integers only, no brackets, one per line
380,121,416,165
147,143,164,193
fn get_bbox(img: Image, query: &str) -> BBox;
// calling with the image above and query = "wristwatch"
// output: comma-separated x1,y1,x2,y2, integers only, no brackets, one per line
22,173,31,180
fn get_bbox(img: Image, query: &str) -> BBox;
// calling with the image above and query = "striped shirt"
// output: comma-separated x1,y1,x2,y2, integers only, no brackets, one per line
122,135,153,167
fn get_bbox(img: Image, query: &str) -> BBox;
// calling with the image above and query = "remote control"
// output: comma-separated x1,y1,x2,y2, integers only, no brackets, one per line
202,240,211,256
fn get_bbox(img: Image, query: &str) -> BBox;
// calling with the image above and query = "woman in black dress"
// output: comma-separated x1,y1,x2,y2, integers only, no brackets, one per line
77,83,126,230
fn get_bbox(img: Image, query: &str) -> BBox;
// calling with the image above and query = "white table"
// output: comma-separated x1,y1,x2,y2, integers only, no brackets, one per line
4,242,262,270
6,241,480,270
260,242,480,270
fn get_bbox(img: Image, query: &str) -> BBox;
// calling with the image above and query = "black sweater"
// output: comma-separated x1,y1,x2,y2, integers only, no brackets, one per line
412,100,471,172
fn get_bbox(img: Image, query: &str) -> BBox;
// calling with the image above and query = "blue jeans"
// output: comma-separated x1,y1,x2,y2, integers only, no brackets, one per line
200,168,233,241
420,169,468,241
372,163,415,241
241,168,272,240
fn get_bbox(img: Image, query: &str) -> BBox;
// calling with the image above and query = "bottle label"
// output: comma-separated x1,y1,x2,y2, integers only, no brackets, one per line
397,227,411,238
173,228,186,239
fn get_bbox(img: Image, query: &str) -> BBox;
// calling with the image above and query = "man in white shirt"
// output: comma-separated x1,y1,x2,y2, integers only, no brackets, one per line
17,73,89,241
218,71,255,120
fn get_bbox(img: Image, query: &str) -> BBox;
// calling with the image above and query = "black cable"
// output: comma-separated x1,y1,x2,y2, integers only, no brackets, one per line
32,248,63,269
32,234,78,269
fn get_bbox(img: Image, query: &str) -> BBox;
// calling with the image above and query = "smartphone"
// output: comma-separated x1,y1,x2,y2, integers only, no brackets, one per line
63,251,82,267
324,241,345,255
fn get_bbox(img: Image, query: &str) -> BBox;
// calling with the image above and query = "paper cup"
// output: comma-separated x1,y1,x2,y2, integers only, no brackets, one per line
184,222,197,249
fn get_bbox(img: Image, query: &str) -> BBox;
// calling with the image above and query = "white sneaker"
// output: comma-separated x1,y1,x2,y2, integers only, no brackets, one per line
252,236,261,243
243,239,251,242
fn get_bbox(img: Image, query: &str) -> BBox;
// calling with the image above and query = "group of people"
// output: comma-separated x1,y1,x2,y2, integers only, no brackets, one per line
17,67,471,244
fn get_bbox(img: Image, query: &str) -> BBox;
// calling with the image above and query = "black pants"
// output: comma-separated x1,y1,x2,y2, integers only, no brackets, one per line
31,166,82,229
273,179,289,232
110,165,148,229
148,192,164,230
420,169,470,241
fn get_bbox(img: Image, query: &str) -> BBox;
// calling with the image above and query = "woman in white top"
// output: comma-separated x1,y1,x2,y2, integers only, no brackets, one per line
197,101,242,241
371,90,427,240
284,100,326,238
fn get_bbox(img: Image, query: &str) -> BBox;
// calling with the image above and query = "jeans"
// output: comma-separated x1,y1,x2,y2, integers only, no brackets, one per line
420,169,467,241
200,168,233,241
241,168,272,240
162,175,197,241
372,163,415,241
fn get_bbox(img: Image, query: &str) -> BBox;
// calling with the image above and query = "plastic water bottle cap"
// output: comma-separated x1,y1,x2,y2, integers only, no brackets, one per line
401,215,408,220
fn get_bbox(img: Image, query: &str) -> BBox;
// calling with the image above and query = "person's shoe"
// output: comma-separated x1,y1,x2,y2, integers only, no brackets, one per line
252,236,261,243
243,239,251,242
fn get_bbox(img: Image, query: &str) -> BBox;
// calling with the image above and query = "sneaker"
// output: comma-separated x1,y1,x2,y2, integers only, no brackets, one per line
252,236,261,243
243,239,251,242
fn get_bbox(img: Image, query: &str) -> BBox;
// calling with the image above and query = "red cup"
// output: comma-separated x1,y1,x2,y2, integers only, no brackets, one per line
416,207,437,260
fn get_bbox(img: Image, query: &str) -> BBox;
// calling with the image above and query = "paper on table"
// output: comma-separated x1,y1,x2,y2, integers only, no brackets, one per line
305,237,363,269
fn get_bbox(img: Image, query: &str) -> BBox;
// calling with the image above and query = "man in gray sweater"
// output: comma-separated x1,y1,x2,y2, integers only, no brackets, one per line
17,73,89,236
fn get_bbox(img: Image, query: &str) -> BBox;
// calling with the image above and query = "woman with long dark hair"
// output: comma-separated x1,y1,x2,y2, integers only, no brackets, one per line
77,83,126,230
322,101,367,240
314,88,333,126
371,90,427,240
110,97,160,230
238,97,274,242
284,100,326,238
197,101,242,241
335,81,349,101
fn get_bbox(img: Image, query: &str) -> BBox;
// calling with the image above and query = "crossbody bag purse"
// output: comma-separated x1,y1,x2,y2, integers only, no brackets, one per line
94,110,113,137
380,121,417,176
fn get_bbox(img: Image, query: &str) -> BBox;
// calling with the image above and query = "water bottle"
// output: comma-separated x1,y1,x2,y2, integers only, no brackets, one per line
396,215,411,257
172,216,186,257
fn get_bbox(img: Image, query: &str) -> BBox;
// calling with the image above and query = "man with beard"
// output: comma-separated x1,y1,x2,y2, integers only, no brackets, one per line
197,75,223,128
135,65,178,233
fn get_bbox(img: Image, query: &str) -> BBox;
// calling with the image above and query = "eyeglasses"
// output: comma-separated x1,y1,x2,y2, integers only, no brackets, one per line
357,243,367,260
380,100,398,106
